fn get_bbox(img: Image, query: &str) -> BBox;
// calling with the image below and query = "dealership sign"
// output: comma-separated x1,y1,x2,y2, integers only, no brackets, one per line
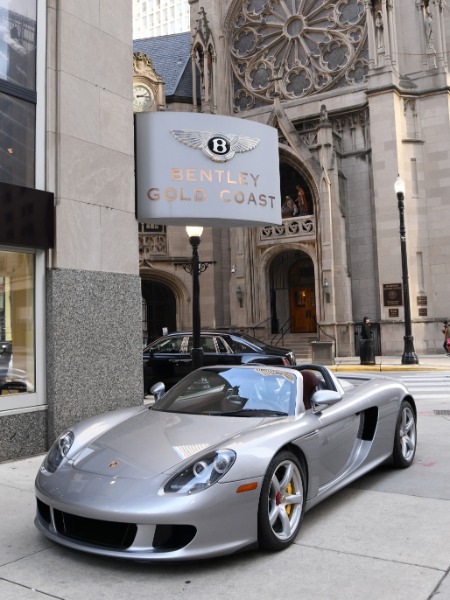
135,112,281,227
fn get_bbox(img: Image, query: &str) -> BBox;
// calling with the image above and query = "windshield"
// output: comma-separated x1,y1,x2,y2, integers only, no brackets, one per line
152,367,296,416
230,332,267,351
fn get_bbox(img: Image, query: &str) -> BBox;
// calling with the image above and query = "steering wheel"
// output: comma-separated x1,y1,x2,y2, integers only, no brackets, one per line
224,386,247,408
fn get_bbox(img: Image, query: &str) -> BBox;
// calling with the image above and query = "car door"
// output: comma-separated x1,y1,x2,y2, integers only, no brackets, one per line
214,335,250,366
185,335,228,368
145,335,190,389
315,401,362,487
197,335,219,367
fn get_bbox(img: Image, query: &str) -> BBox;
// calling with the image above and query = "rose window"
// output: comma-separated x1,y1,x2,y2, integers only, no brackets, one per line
230,0,368,111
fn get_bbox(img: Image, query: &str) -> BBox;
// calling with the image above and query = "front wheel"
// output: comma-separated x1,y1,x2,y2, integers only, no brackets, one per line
258,451,306,551
392,400,417,468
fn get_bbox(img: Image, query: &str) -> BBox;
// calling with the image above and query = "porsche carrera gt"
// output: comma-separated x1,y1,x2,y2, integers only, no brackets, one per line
35,364,417,561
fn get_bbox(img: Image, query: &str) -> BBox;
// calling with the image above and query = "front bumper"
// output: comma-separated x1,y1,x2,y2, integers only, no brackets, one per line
35,463,263,561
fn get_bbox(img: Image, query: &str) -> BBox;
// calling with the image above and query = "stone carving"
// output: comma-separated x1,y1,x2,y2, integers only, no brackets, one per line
139,234,167,266
375,11,384,50
425,8,434,49
320,104,329,123
133,51,163,82
230,0,368,111
260,216,316,242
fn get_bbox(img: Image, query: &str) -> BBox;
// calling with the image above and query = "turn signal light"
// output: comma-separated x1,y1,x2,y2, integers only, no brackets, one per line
236,482,258,493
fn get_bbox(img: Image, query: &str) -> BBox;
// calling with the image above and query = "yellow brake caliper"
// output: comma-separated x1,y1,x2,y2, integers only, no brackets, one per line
285,482,293,516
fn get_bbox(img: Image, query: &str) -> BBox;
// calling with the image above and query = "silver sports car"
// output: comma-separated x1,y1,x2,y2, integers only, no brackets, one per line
35,364,417,561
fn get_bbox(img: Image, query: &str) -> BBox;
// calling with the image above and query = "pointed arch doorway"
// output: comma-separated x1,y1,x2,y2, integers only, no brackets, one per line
141,280,176,344
269,251,316,334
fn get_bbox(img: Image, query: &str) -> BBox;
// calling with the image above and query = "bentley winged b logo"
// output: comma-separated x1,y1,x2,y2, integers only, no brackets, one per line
170,129,260,163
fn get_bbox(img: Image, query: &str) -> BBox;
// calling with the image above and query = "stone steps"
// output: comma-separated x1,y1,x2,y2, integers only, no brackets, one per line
268,333,316,361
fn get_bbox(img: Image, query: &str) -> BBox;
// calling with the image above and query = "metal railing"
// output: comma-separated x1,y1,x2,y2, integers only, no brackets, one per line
317,323,335,344
271,317,291,347
243,318,272,340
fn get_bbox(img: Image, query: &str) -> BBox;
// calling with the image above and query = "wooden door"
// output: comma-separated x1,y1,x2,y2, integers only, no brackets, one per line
290,288,316,333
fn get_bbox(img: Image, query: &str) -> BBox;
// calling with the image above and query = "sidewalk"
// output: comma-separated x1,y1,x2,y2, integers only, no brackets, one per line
1,360,449,599
329,353,450,371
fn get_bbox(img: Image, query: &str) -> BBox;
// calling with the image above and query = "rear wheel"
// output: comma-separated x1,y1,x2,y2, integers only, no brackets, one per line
258,451,306,551
392,400,417,468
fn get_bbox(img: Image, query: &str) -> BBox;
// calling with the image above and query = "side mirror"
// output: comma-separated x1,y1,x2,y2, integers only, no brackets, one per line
312,390,341,413
150,382,165,402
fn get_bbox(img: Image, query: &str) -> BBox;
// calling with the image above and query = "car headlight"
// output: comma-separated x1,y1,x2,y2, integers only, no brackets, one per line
44,431,74,473
164,449,236,495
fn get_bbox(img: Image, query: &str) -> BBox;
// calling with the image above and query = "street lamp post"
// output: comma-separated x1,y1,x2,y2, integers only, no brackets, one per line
394,176,419,365
174,227,216,371
187,226,203,370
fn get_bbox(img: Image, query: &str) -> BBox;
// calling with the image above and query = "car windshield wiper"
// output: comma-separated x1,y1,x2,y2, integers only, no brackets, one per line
218,409,288,417
153,408,288,417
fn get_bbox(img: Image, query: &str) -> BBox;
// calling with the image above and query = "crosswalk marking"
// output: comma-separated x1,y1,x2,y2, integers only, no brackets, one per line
399,375,450,400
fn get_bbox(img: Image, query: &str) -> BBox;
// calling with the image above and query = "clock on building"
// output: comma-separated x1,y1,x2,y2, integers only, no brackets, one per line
133,82,154,111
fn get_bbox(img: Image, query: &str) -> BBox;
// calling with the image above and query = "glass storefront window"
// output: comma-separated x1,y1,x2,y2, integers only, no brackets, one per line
0,0,37,90
0,249,35,398
0,0,37,188
0,91,35,186
0,0,43,414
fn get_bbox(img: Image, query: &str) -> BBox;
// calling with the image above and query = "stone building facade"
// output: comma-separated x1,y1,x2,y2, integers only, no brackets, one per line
1,1,142,462
136,0,450,357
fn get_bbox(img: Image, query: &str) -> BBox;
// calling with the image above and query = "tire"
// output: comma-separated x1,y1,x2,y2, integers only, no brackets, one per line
258,451,306,551
392,400,417,468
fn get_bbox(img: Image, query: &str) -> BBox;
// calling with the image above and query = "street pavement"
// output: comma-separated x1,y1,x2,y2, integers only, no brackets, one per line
1,355,449,600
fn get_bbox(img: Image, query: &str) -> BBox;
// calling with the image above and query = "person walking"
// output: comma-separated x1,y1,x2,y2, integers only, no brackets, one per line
442,320,450,356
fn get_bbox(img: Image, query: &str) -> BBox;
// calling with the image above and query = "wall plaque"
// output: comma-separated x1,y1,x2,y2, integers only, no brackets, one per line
383,283,403,306
389,308,399,318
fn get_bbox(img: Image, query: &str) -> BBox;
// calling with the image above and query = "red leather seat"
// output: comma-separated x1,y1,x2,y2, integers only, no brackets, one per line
302,370,319,410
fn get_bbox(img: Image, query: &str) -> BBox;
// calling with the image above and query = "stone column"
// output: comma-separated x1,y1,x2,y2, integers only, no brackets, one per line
433,0,448,69
364,0,376,70
381,0,391,66
191,49,198,111
316,113,353,352
415,0,429,67
203,52,210,112
385,0,397,67
211,50,217,113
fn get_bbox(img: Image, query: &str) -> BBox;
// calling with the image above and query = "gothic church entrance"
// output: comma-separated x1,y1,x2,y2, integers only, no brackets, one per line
269,251,316,335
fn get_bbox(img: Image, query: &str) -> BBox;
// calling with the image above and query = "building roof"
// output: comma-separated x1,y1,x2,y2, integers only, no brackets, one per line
133,32,198,103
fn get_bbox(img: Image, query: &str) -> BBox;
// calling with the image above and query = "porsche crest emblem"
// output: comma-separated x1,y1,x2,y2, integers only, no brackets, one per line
109,461,119,469
170,129,260,163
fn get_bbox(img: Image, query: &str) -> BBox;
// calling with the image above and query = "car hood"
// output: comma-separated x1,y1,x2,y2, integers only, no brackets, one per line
72,410,262,479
